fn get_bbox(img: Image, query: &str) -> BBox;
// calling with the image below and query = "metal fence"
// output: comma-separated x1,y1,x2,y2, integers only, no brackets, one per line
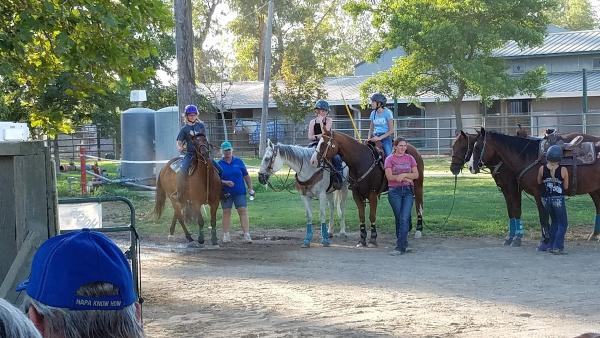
49,112,600,161
50,125,117,162
208,112,600,157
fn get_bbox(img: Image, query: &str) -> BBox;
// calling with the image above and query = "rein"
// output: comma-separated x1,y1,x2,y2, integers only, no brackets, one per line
441,175,458,227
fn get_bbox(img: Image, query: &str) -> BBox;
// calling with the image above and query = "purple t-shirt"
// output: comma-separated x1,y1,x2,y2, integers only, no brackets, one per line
384,153,417,188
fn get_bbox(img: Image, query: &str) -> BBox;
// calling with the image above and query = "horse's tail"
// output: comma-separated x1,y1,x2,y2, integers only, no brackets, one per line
153,173,167,220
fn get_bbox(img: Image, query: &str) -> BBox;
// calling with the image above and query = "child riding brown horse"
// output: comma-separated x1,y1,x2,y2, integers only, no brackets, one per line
311,129,425,247
153,135,221,245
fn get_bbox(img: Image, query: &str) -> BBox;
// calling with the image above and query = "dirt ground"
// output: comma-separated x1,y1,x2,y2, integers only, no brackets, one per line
138,230,600,338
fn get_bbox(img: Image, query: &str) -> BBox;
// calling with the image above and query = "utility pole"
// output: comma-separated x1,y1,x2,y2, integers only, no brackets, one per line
259,0,274,157
174,0,196,123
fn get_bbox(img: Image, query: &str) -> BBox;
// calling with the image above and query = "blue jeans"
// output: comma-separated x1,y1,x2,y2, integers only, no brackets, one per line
332,154,343,173
180,153,194,173
388,186,414,251
542,196,568,250
375,133,392,157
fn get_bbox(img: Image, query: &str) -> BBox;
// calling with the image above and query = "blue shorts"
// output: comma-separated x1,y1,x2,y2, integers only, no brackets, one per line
221,194,247,209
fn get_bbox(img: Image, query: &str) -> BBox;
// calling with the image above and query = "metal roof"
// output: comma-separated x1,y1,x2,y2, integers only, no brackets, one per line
208,71,600,109
494,30,600,58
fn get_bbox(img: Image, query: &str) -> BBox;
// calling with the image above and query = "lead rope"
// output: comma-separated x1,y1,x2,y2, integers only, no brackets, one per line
441,175,458,227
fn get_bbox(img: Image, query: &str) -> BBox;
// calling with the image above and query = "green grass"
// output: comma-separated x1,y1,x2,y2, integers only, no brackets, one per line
56,158,598,239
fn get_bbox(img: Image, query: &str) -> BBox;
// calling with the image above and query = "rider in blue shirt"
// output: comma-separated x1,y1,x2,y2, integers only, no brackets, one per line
367,93,394,158
176,104,222,203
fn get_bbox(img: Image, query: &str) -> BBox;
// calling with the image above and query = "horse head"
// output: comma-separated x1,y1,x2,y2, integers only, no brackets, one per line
468,127,493,174
310,130,339,167
450,130,478,175
258,139,282,184
192,134,210,162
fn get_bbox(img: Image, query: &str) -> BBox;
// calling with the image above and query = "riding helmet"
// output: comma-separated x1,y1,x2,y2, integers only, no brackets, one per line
370,93,387,105
314,99,330,111
546,145,562,163
184,104,199,115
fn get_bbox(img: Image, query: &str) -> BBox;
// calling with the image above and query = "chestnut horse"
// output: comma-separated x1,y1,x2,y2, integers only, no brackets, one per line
153,135,221,245
311,130,424,247
469,128,600,243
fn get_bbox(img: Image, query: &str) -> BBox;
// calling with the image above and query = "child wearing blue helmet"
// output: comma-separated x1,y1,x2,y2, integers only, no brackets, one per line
176,104,222,203
537,145,569,254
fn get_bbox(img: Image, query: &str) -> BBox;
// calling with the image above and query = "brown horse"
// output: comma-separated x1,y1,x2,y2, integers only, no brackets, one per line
469,128,600,242
310,129,425,247
153,135,221,245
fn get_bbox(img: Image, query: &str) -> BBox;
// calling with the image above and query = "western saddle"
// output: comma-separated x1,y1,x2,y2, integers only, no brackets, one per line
540,129,598,195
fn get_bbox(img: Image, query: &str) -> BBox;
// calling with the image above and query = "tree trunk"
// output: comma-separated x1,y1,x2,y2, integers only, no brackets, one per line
175,0,196,120
220,109,228,141
452,99,464,133
258,17,266,81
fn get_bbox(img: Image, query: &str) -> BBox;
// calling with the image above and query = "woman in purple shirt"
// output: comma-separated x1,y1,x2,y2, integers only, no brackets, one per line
384,137,419,255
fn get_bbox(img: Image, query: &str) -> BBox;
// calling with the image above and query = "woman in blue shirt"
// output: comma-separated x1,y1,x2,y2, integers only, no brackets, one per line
219,141,255,243
367,93,394,157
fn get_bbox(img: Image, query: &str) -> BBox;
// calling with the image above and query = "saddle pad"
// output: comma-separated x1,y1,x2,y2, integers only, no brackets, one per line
170,158,183,173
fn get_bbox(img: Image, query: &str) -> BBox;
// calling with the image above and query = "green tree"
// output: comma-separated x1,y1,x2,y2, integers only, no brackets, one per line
550,0,599,30
272,40,327,142
227,0,369,81
0,0,172,136
346,0,554,131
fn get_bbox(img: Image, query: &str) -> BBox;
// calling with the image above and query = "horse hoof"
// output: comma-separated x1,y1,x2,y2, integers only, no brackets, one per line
168,235,174,242
588,233,599,241
414,230,422,239
503,237,513,246
187,241,201,248
510,238,522,247
301,242,311,248
356,241,367,248
321,241,330,247
368,239,378,247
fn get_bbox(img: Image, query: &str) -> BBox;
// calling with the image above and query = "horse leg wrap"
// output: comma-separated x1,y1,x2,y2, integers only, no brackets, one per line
511,219,523,247
369,225,378,246
504,218,515,246
594,215,600,235
358,224,367,246
416,215,423,232
198,231,205,245
320,223,331,246
303,223,313,247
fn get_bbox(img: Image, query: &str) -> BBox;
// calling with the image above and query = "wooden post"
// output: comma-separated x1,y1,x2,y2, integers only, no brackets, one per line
80,146,87,195
259,0,274,157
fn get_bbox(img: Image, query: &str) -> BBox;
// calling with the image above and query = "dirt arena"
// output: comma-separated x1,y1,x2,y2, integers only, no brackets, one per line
139,231,600,338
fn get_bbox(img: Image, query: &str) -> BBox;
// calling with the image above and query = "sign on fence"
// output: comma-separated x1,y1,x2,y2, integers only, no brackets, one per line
58,203,102,230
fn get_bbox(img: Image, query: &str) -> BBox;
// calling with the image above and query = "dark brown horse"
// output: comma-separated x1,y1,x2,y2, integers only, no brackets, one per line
469,128,600,242
310,129,425,247
153,135,221,245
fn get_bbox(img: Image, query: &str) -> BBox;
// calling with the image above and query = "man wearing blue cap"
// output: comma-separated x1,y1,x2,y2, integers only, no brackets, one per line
17,229,143,338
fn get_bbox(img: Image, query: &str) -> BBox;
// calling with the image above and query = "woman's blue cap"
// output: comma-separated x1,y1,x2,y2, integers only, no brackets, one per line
17,229,136,310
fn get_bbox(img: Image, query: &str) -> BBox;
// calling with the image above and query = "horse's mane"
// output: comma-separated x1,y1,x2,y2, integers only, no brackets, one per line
487,130,540,159
276,143,314,168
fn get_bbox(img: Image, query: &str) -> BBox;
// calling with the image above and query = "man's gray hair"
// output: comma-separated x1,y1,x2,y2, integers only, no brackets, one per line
0,297,42,338
23,282,144,338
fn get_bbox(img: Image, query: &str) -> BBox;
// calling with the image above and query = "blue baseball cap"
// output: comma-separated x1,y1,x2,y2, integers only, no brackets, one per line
17,229,136,310
221,141,233,150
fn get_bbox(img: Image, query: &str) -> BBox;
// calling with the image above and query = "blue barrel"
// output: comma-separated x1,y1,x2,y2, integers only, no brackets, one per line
121,107,155,183
154,106,182,176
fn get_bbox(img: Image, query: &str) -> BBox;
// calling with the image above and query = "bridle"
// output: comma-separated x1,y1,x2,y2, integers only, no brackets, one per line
261,144,295,193
314,132,336,169
451,135,474,168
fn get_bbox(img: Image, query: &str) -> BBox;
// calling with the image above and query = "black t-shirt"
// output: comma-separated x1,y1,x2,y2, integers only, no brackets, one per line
177,122,206,153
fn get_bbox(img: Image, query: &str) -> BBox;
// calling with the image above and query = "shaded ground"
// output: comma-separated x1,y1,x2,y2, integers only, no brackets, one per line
138,231,600,338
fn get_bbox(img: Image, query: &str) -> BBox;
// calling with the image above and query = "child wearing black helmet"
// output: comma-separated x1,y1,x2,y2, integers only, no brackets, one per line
537,145,569,254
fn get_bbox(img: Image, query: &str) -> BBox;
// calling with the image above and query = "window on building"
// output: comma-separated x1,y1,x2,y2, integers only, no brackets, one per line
593,58,600,69
480,101,501,115
512,64,525,74
508,99,531,115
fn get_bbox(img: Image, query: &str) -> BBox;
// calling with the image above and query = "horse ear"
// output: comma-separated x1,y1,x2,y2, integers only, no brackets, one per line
267,138,273,148
480,127,486,136
460,130,467,138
